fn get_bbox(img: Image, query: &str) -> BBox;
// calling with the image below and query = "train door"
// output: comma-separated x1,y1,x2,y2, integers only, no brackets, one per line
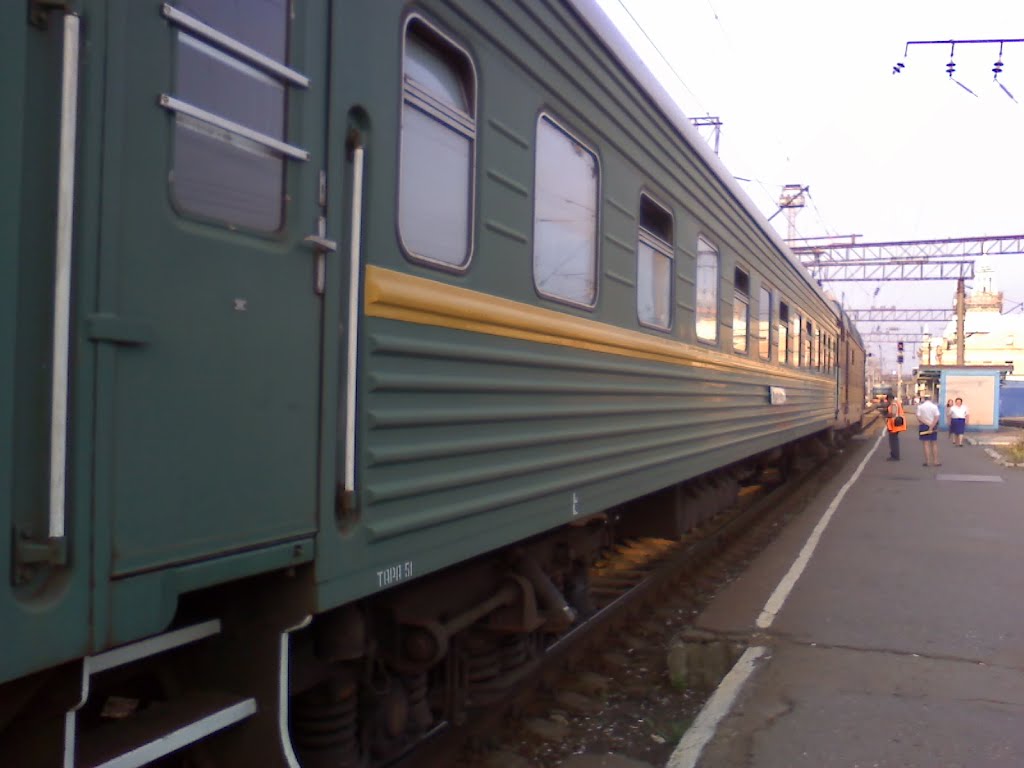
841,331,852,421
94,1,330,576
835,333,843,422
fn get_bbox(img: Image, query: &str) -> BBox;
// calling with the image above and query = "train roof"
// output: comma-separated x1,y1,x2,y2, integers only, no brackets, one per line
566,0,835,311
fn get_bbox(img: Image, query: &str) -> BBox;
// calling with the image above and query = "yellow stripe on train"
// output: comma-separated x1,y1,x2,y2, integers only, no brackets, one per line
364,265,824,383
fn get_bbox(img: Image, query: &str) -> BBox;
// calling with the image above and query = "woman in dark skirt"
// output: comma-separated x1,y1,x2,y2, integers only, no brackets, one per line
950,397,968,447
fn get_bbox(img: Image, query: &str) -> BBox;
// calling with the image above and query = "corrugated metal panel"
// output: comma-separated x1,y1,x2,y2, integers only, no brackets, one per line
359,321,833,541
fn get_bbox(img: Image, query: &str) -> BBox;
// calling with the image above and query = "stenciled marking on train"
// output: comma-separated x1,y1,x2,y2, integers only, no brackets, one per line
377,561,414,589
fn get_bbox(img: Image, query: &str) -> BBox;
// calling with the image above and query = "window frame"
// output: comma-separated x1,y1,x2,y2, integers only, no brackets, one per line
792,311,802,367
758,285,772,361
636,192,674,332
396,14,478,273
805,319,814,369
695,236,720,345
732,266,750,354
531,112,601,310
778,301,790,366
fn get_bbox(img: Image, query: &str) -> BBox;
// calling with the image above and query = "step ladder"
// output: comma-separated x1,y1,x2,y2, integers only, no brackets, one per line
63,620,255,768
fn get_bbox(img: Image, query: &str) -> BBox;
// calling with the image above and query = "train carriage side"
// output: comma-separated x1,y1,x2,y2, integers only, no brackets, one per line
841,309,868,429
317,0,847,611
0,1,858,765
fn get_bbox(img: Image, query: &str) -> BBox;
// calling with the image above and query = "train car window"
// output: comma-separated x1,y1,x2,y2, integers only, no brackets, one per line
778,302,790,364
171,0,291,231
399,20,476,268
816,328,823,370
637,195,673,330
758,286,771,360
733,268,749,353
792,312,802,366
533,116,598,306
695,237,719,343
805,321,814,369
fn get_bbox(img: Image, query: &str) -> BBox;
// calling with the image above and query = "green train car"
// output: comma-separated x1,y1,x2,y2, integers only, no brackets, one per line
1,1,866,765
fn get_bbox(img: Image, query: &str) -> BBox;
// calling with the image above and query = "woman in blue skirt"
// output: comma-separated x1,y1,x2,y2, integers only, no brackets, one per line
950,397,968,447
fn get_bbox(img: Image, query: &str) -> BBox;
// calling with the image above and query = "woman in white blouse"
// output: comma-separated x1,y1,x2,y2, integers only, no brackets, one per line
950,397,969,447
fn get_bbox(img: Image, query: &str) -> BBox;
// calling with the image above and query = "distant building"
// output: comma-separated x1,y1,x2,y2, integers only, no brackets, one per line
919,262,1023,381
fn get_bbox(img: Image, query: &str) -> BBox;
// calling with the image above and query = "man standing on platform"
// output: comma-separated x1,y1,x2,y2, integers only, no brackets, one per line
916,395,941,467
885,394,906,461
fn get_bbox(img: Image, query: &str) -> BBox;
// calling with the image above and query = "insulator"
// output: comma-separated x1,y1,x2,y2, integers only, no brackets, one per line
993,59,1004,76
892,61,905,75
946,60,956,76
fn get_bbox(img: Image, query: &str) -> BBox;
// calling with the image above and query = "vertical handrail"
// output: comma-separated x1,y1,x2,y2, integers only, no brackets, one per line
49,13,81,540
278,615,313,767
344,144,365,499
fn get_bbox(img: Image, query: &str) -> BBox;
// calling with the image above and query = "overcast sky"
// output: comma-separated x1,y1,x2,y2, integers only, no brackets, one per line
597,0,1024,361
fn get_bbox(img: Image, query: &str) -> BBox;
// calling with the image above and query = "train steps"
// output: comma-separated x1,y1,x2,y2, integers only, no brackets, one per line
65,619,257,768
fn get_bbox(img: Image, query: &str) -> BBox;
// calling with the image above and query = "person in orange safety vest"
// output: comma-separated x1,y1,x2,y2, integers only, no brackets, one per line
885,394,906,461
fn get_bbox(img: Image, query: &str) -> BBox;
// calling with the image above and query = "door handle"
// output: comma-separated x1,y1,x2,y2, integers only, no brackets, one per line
305,226,336,295
303,234,337,253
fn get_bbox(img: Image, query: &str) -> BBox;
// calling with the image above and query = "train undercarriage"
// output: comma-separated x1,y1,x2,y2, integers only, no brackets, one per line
0,433,837,768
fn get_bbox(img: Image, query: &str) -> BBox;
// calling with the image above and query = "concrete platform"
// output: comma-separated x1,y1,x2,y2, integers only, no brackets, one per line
669,415,1024,768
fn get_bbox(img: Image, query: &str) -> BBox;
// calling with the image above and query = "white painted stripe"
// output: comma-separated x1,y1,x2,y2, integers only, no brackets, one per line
666,646,768,768
668,432,884,767
936,473,1003,482
757,429,884,629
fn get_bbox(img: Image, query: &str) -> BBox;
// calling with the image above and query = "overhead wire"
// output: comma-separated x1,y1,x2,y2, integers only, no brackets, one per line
613,0,707,112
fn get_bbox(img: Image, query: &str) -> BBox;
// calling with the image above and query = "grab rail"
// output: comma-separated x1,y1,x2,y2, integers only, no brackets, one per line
49,12,81,541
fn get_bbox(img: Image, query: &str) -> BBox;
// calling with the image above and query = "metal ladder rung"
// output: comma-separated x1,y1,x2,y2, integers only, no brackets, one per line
65,620,225,768
81,693,256,768
89,619,221,674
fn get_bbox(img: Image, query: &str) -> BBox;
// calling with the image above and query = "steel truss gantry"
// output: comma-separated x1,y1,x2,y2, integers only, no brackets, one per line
802,259,973,281
788,233,1024,363
790,234,1024,281
845,308,952,323
791,233,1024,262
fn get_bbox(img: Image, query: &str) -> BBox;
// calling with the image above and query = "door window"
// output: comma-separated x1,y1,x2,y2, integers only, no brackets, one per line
166,0,308,232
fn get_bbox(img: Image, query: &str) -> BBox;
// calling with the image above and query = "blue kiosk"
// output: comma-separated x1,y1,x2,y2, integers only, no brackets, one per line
916,365,1009,431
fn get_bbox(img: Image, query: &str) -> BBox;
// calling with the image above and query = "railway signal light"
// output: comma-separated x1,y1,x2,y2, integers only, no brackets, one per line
897,341,904,353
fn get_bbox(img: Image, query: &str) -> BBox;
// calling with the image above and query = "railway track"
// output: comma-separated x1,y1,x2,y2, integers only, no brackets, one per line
388,429,873,768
